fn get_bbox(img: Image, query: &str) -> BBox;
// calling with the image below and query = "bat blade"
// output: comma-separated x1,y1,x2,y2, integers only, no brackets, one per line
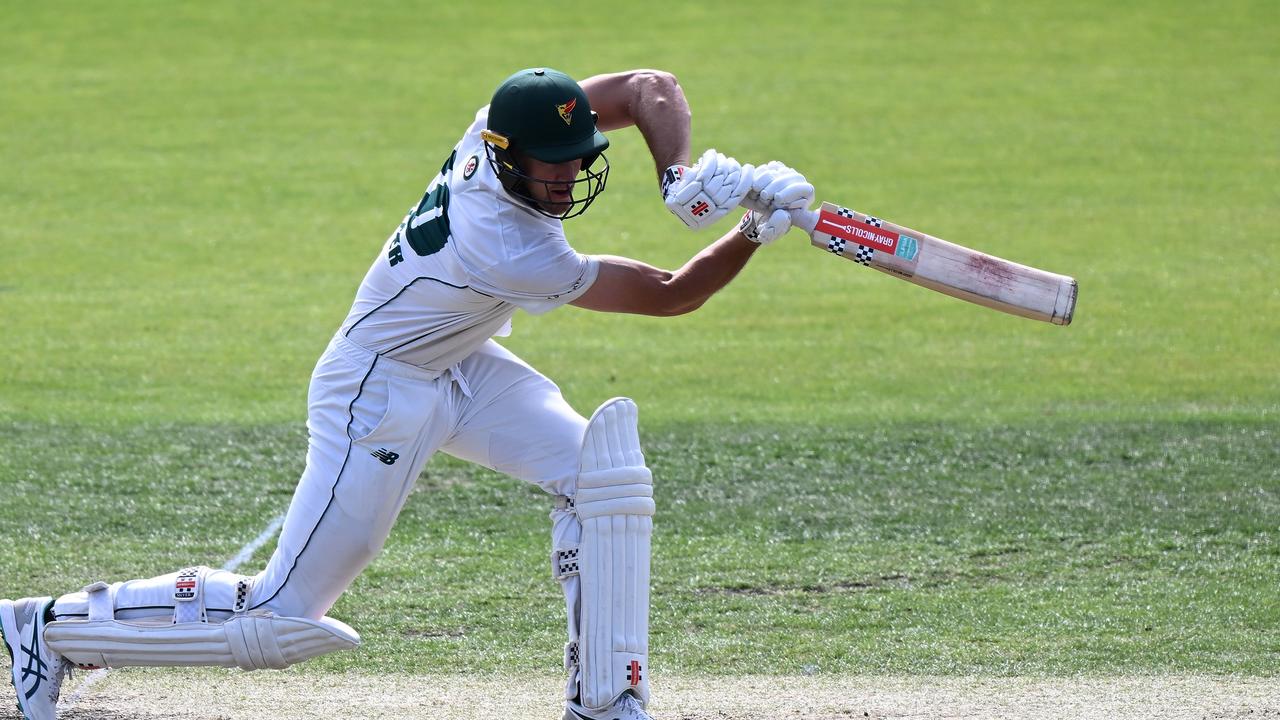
794,202,1077,325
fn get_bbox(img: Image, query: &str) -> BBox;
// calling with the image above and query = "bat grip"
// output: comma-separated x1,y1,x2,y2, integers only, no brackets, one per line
790,208,819,236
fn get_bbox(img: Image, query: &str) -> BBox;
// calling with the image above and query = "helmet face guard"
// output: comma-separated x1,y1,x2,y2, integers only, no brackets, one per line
482,68,611,221
483,134,609,220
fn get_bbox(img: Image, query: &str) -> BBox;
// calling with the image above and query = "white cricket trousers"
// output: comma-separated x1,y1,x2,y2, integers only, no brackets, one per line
53,334,588,626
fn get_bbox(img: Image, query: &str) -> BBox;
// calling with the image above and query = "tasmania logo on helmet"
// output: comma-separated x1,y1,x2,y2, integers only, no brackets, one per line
556,98,576,125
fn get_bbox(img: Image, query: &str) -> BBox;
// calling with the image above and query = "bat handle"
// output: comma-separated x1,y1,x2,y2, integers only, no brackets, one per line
790,208,819,236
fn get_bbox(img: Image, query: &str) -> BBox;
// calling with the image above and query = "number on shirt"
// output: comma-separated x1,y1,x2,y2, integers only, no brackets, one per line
403,151,456,259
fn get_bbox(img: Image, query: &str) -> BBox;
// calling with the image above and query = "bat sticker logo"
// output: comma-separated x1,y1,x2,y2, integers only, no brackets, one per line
895,235,919,261
817,213,898,253
556,98,576,125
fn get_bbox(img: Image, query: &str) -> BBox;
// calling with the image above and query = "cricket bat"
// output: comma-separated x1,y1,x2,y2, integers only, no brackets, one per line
791,202,1077,325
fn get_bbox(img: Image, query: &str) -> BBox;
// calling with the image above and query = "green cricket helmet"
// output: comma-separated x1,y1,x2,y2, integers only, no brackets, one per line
481,68,609,219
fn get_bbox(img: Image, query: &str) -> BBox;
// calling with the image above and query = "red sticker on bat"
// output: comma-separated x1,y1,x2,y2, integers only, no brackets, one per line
816,210,898,254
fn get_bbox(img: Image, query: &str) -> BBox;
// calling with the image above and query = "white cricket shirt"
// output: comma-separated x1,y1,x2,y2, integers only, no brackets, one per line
339,106,599,372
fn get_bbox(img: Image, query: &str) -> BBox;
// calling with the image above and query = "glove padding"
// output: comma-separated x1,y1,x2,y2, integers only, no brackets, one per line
738,208,792,245
662,149,754,230
741,160,813,214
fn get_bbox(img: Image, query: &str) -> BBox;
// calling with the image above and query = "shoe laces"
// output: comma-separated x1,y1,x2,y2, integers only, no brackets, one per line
614,693,652,720
46,657,72,705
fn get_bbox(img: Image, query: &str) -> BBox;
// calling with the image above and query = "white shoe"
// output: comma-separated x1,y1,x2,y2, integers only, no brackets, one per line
1,597,70,720
564,691,652,720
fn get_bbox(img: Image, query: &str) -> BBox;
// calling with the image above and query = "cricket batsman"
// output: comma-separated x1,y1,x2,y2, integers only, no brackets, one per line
1,68,812,720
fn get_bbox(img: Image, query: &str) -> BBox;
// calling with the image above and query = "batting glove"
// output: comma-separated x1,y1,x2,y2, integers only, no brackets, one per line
741,160,813,214
738,208,792,245
662,149,755,230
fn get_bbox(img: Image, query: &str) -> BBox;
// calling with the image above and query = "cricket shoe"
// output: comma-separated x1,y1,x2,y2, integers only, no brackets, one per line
1,597,71,720
563,691,652,720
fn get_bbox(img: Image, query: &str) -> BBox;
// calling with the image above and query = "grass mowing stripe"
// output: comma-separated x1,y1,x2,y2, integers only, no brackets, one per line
2,0,1276,427
2,420,1274,677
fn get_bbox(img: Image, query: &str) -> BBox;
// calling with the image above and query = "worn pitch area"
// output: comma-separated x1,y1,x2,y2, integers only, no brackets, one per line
33,670,1279,720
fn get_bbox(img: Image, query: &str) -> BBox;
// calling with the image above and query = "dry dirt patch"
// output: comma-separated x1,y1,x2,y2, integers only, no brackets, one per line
39,670,1279,719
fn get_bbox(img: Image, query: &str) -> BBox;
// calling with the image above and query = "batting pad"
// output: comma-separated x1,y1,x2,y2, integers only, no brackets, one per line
566,397,654,711
45,613,360,670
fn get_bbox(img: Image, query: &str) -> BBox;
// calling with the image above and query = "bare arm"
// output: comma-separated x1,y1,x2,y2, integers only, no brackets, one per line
571,69,760,316
570,228,758,317
579,70,691,180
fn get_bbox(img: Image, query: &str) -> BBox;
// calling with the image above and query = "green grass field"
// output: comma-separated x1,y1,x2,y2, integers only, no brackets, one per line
1,0,1277,716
